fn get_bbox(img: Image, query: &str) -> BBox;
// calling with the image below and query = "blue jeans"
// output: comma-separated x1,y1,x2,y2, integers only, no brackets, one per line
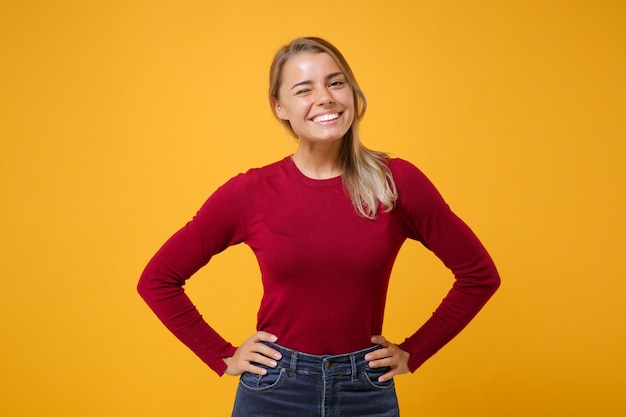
231,343,400,417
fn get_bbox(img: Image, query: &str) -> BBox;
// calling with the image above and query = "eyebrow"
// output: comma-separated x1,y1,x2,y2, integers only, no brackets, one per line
290,72,346,90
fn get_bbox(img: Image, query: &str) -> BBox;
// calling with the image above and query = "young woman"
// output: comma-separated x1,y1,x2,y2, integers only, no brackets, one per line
138,37,500,417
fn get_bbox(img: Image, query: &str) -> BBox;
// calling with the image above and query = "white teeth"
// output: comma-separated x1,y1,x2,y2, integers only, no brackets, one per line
313,113,340,123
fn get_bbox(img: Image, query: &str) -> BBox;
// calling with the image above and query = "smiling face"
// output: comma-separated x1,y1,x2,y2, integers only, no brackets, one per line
273,52,355,146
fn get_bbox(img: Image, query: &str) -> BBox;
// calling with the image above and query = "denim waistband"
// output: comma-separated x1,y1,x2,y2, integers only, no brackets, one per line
262,342,380,377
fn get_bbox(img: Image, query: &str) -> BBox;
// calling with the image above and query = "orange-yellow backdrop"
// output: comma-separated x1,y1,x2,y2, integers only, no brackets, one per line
1,1,625,416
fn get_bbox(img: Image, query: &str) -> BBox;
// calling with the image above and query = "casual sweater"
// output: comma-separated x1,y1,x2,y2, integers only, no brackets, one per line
137,156,500,376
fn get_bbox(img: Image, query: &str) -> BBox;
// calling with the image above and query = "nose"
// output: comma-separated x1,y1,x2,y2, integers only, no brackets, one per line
315,87,334,105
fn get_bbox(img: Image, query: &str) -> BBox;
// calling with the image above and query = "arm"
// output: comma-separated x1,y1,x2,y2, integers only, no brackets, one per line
137,174,251,375
395,160,501,372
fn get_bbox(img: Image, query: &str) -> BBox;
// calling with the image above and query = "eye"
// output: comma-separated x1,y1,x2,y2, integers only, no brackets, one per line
329,80,345,88
295,89,311,96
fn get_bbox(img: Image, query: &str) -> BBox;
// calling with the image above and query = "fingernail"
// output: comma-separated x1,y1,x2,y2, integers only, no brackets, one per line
274,352,282,360
269,360,277,367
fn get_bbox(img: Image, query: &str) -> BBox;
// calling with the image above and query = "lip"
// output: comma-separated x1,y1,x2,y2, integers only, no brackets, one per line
309,111,343,123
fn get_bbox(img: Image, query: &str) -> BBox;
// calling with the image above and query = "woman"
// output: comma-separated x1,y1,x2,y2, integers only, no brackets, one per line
138,37,500,417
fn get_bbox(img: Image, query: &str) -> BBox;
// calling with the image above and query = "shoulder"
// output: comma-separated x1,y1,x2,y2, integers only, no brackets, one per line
217,156,291,192
386,157,448,212
387,157,434,190
387,157,419,174
244,156,291,180
195,157,291,219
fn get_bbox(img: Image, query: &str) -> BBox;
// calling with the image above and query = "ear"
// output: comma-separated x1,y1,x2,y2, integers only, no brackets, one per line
272,98,288,120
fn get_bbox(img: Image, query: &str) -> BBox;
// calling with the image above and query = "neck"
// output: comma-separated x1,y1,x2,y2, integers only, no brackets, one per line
292,142,342,180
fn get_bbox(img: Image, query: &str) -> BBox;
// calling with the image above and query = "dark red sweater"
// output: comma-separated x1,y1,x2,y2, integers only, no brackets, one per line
138,156,500,375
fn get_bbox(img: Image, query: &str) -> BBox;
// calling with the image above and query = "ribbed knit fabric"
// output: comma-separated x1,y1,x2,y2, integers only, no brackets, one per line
138,156,500,375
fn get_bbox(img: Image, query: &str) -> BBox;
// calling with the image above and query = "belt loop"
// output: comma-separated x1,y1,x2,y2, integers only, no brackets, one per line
289,351,298,379
350,354,357,381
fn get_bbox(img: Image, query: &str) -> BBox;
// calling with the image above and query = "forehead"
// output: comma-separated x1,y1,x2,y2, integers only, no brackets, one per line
281,52,343,82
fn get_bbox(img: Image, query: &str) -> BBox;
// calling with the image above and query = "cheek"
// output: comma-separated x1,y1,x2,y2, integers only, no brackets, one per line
343,92,356,113
345,96,356,120
286,99,311,116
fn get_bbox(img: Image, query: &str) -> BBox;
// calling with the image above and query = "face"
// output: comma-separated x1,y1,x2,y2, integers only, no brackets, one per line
273,52,355,146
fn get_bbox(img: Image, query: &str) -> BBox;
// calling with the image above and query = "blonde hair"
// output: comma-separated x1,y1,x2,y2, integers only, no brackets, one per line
269,37,397,219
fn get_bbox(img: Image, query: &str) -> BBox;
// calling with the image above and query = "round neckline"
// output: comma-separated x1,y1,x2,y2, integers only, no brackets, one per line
284,155,344,187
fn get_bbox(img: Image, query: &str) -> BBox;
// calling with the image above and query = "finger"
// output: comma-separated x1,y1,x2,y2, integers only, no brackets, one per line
226,350,277,376
365,335,389,362
246,362,271,375
364,348,388,362
364,342,393,362
248,330,278,343
368,354,402,382
367,354,396,369
254,343,282,361
370,335,388,346
247,350,280,368
377,368,397,382
248,332,282,361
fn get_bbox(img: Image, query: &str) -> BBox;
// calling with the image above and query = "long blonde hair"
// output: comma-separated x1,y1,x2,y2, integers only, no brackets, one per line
269,37,397,219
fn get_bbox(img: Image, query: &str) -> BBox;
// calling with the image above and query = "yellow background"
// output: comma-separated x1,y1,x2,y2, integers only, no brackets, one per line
1,1,625,416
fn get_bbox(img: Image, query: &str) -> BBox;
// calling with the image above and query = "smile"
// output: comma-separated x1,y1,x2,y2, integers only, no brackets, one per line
312,113,341,123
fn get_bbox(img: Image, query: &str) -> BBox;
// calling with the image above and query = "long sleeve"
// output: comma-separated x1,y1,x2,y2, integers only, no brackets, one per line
392,159,500,372
138,157,500,375
137,174,252,375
